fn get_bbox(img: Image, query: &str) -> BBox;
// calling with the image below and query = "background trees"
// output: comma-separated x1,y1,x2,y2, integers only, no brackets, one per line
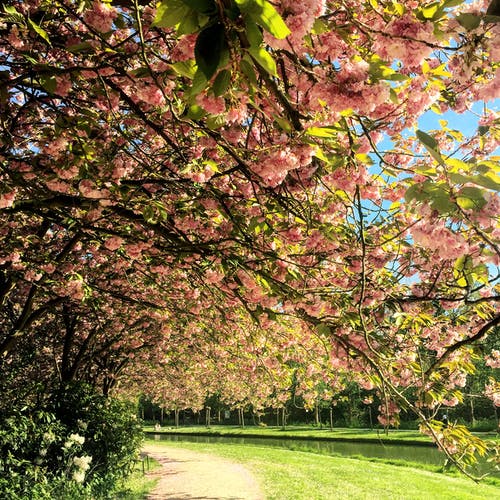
0,0,499,488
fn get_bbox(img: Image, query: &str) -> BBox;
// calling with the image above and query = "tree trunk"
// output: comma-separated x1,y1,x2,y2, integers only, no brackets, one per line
174,408,179,428
329,406,333,431
206,407,211,427
470,398,476,427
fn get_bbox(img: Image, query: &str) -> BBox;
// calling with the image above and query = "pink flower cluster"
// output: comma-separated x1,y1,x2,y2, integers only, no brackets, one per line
373,14,434,69
79,179,109,199
486,350,500,369
0,190,17,208
84,1,117,33
252,145,314,187
411,220,468,260
485,379,500,407
196,93,226,115
263,0,325,50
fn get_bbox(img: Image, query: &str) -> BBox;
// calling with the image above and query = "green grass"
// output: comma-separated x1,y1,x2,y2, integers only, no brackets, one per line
144,439,500,500
113,456,161,499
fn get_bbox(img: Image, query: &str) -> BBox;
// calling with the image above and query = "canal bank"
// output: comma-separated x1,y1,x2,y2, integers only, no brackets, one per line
144,426,499,477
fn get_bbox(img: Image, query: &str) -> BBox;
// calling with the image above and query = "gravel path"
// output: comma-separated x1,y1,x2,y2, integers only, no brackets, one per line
142,443,265,500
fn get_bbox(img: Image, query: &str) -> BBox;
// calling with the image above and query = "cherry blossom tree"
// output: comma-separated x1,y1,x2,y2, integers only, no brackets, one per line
1,0,499,478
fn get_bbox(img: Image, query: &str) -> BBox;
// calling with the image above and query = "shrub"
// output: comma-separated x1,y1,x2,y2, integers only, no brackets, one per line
0,383,143,499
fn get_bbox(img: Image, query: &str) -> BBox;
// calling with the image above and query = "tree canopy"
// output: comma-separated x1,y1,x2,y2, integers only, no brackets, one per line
1,0,499,478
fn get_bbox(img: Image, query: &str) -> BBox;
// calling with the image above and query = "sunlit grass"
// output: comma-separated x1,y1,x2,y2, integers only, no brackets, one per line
113,456,161,499
144,440,500,500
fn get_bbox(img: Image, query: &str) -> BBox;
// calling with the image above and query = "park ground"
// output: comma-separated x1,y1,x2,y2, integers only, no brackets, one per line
137,432,500,500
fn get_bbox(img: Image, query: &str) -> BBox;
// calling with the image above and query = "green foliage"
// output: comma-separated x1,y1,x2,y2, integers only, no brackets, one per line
0,409,90,499
0,383,143,499
235,0,291,39
50,382,144,498
195,23,229,79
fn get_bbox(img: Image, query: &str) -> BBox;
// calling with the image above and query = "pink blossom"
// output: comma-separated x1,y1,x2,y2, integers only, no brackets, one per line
0,191,17,208
56,74,72,96
486,350,500,369
104,236,124,251
196,94,226,115
79,179,108,199
45,179,71,193
8,25,25,50
84,1,117,33
171,34,197,62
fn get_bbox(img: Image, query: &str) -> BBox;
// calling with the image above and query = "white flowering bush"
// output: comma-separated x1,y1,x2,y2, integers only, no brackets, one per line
0,382,142,499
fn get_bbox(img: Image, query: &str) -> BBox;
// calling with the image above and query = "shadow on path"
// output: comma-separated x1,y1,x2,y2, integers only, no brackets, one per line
143,444,264,500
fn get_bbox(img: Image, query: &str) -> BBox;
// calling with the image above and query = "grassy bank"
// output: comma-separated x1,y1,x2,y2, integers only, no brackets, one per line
145,424,500,445
144,424,433,444
114,455,160,499
144,439,499,499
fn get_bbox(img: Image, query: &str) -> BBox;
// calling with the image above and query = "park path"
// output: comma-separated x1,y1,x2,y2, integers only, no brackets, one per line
142,443,265,500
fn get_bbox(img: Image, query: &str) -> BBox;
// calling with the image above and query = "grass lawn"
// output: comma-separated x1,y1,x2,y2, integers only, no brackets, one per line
144,439,500,500
113,455,161,499
144,424,499,445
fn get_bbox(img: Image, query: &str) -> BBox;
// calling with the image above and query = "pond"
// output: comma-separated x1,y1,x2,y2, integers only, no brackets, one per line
150,433,498,477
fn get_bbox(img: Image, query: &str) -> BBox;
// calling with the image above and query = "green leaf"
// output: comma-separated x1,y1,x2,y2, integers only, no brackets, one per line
189,69,208,97
274,115,292,132
312,18,329,34
170,59,197,79
453,255,472,287
212,69,231,96
186,104,205,119
177,12,202,35
143,205,156,223
472,263,490,286
448,172,470,185
420,3,440,20
236,0,290,39
416,129,444,164
206,114,226,129
153,0,190,28
247,46,277,76
470,174,500,191
456,186,487,210
429,186,455,214
195,23,228,79
456,13,482,31
3,4,25,26
27,18,51,44
240,58,258,85
66,42,94,53
245,18,263,47
305,126,340,138
442,0,464,8
40,75,57,94
416,129,438,149
182,0,216,15
316,323,331,336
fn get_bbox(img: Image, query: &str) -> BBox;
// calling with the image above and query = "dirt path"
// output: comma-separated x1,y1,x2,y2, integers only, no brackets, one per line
142,443,265,500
